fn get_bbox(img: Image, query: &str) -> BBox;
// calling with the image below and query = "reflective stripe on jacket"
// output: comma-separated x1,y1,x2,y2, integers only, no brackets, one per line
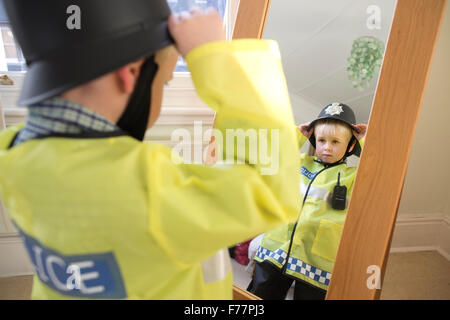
0,40,300,299
254,130,364,290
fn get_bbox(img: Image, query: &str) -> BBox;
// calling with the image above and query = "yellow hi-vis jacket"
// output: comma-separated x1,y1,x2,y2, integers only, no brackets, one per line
0,40,300,299
254,130,364,291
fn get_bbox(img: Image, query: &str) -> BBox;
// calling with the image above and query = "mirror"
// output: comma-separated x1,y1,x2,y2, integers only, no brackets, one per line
231,0,398,300
264,0,396,165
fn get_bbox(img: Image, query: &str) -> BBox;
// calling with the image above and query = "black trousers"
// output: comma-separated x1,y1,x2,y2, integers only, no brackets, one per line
247,261,327,300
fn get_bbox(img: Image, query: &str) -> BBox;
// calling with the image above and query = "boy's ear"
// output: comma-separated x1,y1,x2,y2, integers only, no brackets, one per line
117,59,145,94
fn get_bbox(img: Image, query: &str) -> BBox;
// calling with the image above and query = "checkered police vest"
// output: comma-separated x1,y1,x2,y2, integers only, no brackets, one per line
254,133,363,291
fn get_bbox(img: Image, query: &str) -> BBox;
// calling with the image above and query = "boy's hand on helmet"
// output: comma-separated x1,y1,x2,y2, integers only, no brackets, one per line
353,123,367,140
298,122,313,138
168,7,226,58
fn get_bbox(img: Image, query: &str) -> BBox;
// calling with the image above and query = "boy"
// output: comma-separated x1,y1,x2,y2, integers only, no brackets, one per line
0,1,300,299
248,102,367,300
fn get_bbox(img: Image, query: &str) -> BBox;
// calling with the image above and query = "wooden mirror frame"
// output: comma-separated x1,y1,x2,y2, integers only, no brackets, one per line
231,0,448,300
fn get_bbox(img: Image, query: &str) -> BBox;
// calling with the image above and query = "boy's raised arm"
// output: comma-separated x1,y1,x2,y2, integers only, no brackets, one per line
297,122,312,149
146,9,301,266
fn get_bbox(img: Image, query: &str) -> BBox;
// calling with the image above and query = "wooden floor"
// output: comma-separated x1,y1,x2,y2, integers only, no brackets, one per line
0,250,449,300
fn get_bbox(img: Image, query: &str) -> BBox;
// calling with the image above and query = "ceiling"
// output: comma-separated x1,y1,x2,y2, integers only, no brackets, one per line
263,0,397,124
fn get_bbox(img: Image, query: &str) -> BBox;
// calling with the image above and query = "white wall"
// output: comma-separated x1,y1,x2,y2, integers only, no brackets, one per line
390,4,450,260
397,3,450,216
290,92,321,125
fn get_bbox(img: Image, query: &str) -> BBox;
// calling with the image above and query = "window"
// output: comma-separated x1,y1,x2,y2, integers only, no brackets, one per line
0,0,234,74
0,0,239,127
0,24,26,72
0,1,26,72
167,0,229,73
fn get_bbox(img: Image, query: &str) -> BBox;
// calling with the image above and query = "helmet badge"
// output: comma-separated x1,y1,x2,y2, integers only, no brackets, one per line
325,103,344,116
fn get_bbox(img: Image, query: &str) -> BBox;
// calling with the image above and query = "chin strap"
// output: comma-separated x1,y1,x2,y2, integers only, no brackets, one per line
346,135,357,156
116,56,158,141
334,135,357,164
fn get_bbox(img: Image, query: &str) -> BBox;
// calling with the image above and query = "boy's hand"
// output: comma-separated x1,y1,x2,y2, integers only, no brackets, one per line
168,7,226,58
298,122,313,138
353,123,367,140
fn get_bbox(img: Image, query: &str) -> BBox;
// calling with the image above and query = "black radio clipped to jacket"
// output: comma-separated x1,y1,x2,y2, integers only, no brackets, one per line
331,172,347,210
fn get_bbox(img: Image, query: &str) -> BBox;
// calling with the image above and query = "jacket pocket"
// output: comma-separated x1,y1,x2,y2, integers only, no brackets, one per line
311,219,343,262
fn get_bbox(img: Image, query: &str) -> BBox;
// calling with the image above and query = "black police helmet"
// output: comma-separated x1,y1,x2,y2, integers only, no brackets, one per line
3,0,173,106
307,102,362,158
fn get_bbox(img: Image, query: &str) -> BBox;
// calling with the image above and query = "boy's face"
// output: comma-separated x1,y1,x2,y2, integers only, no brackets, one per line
314,123,352,163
